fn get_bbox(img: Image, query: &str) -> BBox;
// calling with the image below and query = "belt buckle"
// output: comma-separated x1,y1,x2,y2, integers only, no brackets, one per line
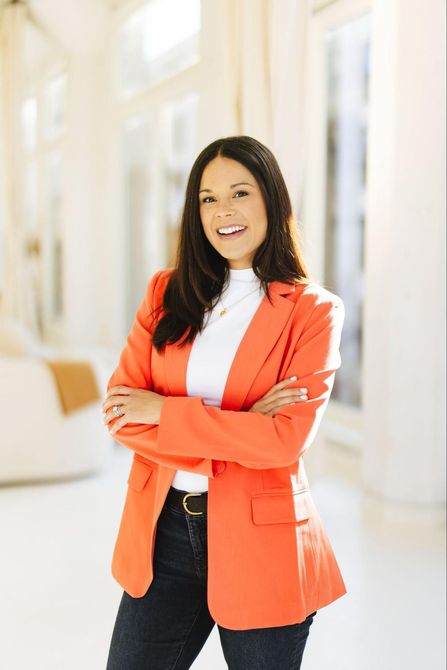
182,492,204,516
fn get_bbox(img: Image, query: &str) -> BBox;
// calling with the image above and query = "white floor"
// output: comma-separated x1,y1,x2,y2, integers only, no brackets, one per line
1,446,445,670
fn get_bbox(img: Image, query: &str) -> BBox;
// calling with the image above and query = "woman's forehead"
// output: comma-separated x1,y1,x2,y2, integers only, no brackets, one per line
200,157,255,188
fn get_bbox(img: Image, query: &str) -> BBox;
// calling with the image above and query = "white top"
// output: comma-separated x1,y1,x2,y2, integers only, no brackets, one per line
171,266,266,492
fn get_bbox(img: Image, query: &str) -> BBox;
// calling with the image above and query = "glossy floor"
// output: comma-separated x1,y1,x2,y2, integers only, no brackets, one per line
0,446,445,669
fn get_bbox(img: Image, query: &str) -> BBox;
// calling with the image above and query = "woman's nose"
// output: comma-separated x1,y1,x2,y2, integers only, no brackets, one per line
216,204,236,218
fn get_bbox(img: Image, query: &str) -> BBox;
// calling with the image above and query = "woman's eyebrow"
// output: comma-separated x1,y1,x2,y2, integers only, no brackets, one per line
199,182,254,194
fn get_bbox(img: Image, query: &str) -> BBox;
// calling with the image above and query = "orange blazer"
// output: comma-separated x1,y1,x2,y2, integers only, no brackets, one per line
106,268,347,630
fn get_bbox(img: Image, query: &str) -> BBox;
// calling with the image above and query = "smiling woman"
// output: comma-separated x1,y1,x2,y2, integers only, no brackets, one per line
105,135,346,670
198,157,268,268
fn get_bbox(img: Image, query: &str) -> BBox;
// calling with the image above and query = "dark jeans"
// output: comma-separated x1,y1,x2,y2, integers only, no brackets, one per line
106,487,317,670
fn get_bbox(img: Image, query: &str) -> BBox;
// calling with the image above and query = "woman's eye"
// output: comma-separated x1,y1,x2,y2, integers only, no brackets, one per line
201,191,247,204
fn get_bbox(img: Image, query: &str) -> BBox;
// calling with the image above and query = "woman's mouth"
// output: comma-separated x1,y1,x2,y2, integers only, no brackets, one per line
216,225,247,240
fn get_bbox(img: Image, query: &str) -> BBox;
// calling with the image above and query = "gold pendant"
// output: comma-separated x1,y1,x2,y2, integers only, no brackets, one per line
219,308,227,317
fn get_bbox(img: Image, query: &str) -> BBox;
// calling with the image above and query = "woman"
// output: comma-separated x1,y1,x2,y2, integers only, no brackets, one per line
103,135,347,669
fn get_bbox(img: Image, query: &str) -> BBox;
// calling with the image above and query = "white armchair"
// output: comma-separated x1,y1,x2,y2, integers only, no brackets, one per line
0,318,115,484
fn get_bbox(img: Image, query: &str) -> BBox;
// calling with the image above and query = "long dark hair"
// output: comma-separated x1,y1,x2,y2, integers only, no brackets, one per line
151,135,313,352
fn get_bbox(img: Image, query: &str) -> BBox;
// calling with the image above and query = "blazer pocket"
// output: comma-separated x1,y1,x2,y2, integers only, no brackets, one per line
127,458,153,492
251,489,312,525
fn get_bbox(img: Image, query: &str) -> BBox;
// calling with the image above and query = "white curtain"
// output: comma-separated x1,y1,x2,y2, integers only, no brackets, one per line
223,0,308,216
0,2,39,335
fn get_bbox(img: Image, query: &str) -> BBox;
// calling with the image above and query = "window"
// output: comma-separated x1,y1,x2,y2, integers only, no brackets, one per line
118,0,201,96
43,72,67,139
22,97,37,150
122,113,157,324
324,13,370,407
162,93,199,264
115,0,203,332
45,151,64,319
21,64,67,340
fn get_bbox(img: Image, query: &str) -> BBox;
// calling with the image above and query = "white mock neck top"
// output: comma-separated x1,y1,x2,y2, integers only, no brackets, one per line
171,267,266,492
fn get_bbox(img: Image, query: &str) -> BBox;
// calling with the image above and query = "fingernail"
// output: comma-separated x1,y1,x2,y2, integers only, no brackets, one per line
290,375,297,381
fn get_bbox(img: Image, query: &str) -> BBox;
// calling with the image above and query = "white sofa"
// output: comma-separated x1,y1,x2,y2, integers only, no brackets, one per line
0,318,116,484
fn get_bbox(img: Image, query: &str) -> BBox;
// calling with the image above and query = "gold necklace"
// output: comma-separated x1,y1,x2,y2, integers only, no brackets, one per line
217,286,261,317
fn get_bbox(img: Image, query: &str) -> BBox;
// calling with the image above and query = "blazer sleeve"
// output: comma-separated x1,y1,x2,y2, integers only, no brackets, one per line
105,269,215,478
156,296,345,469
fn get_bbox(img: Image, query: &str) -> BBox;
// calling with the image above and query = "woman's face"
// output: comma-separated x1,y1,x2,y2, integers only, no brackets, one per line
198,156,268,270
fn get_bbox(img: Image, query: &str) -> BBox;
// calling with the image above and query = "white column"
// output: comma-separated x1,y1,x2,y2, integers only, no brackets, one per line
63,49,106,347
363,0,446,512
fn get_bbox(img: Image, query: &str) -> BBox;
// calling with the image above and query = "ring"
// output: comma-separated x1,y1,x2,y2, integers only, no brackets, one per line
112,405,124,417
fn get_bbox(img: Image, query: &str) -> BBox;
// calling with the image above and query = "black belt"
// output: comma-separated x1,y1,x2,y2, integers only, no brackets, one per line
166,486,208,516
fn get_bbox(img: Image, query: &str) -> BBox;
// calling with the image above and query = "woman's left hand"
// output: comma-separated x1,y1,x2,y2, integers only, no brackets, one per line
102,386,166,434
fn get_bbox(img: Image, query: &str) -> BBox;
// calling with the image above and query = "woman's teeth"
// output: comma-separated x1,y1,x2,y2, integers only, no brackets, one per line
217,226,247,237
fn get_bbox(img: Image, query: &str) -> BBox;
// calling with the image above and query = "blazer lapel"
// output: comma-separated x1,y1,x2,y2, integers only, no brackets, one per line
164,281,298,411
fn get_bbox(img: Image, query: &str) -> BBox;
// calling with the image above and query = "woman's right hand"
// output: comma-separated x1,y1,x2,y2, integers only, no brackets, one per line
247,377,308,417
